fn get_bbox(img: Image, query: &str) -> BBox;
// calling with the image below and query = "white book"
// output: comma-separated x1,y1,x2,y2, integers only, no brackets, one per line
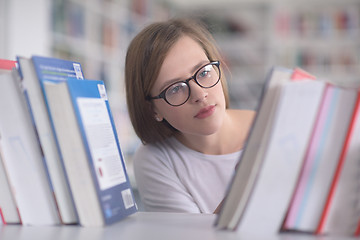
0,60,21,225
0,141,21,224
215,72,327,234
0,69,60,225
236,80,326,234
215,67,293,230
17,56,80,224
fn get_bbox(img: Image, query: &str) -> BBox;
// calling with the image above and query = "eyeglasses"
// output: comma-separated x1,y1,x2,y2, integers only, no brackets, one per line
147,61,221,107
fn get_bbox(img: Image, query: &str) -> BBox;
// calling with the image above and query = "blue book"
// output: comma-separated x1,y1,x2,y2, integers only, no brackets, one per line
17,55,84,224
44,78,137,227
30,55,84,83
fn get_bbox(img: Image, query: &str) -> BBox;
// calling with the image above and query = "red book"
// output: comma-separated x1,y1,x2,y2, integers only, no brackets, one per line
290,67,316,81
316,92,360,235
0,59,17,70
283,84,357,233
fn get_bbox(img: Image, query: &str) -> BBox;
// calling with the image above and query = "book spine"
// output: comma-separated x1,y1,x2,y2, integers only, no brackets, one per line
0,208,5,224
290,67,316,81
355,219,360,236
315,92,360,234
0,59,17,70
283,84,337,229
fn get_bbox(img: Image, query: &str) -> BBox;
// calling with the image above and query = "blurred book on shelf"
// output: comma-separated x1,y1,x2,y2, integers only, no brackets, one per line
0,65,60,226
215,66,360,237
0,59,21,225
44,78,137,227
17,55,83,225
0,56,137,227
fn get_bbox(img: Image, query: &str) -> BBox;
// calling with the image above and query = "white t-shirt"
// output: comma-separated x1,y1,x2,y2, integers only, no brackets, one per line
133,137,242,213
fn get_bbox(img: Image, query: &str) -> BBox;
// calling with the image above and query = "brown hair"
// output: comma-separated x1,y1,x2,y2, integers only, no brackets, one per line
125,18,229,144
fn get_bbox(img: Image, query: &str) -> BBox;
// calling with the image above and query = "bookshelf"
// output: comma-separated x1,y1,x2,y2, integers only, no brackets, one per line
3,0,359,153
46,0,173,210
1,0,360,215
1,212,359,240
49,0,167,160
1,0,360,235
191,2,270,110
269,1,360,87
0,0,172,213
175,0,360,109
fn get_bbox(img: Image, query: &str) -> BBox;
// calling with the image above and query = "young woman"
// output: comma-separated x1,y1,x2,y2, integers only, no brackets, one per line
125,18,255,213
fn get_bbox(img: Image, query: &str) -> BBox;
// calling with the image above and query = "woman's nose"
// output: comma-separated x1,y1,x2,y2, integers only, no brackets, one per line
188,80,208,103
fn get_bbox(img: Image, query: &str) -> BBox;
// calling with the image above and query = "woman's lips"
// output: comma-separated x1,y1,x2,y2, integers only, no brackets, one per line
195,105,215,119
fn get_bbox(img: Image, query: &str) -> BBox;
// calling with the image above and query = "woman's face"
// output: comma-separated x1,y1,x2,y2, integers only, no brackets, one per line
150,35,226,138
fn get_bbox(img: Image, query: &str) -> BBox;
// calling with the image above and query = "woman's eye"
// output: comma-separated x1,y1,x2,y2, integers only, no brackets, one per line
197,65,213,79
170,86,181,94
198,70,210,78
167,83,187,95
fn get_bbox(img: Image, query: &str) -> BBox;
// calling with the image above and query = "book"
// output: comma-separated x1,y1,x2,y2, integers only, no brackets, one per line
216,77,327,233
283,84,357,233
0,59,21,225
290,67,316,81
215,65,360,236
0,69,60,225
0,126,21,225
214,65,325,232
214,67,293,230
315,92,360,235
0,59,16,73
17,56,82,224
43,78,137,227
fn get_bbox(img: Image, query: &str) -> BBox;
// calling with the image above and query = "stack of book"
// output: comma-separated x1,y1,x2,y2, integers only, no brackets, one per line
215,67,360,236
0,56,137,227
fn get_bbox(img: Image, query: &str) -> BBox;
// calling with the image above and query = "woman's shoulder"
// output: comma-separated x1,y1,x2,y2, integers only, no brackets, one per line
134,140,167,159
133,137,190,176
132,141,168,172
133,138,179,164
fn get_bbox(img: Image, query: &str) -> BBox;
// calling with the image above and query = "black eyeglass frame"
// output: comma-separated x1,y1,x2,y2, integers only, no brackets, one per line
146,61,221,107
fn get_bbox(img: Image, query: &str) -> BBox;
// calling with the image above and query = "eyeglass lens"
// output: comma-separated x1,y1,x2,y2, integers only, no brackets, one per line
165,63,220,106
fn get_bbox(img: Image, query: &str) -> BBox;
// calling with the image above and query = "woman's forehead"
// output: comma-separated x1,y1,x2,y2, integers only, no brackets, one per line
153,36,208,91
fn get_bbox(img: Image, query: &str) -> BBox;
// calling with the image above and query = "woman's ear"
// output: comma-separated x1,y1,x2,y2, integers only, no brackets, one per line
154,115,163,122
153,109,164,122
148,100,163,122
